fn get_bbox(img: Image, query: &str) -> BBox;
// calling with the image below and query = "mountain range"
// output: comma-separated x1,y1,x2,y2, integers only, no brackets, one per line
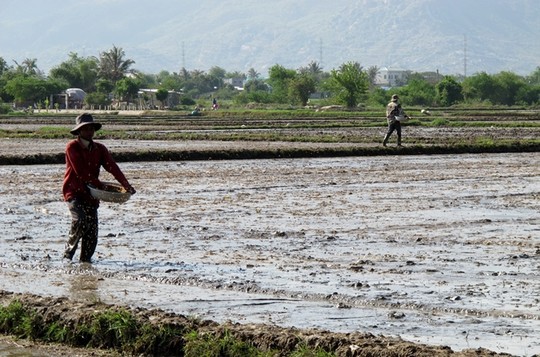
1,0,539,77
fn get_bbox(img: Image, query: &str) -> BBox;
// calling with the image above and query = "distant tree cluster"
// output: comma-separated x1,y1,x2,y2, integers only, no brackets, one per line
1,45,540,112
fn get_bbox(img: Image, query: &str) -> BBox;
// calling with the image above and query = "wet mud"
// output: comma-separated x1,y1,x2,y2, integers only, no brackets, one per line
0,142,539,355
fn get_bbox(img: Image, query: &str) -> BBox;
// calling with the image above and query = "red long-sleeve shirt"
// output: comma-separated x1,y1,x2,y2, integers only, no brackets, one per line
62,138,131,205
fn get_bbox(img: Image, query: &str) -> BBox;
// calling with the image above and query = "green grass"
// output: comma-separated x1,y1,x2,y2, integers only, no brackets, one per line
0,300,339,356
184,330,272,357
0,300,44,339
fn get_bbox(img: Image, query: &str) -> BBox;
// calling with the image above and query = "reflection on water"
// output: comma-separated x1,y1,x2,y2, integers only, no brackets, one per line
68,265,101,303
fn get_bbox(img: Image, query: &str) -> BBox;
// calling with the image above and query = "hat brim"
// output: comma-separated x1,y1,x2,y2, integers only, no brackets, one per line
70,122,102,135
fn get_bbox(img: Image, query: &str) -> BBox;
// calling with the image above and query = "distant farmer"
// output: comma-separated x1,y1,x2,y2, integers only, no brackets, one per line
212,98,218,110
383,94,409,147
189,105,201,116
62,113,136,263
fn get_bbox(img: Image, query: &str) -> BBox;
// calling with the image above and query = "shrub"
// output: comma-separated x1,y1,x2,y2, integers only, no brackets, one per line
181,97,196,106
0,103,12,114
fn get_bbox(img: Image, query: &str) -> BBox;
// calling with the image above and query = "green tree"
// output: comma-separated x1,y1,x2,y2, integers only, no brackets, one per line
267,64,296,103
366,65,380,89
526,66,540,86
0,57,9,76
137,72,159,89
207,67,225,90
155,88,169,109
288,74,316,106
515,85,540,105
156,71,184,92
436,76,463,106
49,52,99,92
298,61,322,79
462,72,498,103
238,78,271,104
298,61,326,93
225,70,246,80
493,71,526,105
85,92,111,107
5,74,65,106
98,45,135,84
397,74,436,106
184,69,219,96
326,61,369,108
0,57,13,102
247,68,260,80
244,78,268,92
208,66,227,80
463,71,527,105
96,79,114,94
13,58,39,75
367,87,389,107
115,77,140,105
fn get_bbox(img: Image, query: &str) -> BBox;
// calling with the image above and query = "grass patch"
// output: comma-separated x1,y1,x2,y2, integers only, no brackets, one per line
0,300,341,356
184,330,272,357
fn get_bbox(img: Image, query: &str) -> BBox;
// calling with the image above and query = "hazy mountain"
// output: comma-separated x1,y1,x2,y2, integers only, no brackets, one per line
1,0,538,76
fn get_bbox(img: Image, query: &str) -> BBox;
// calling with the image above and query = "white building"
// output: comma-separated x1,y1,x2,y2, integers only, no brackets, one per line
375,67,409,88
224,77,245,89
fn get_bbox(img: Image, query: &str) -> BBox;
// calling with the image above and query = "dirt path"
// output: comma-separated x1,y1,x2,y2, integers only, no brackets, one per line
0,141,539,355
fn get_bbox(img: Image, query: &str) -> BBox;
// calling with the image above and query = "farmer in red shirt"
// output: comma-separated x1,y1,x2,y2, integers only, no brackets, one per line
62,113,136,263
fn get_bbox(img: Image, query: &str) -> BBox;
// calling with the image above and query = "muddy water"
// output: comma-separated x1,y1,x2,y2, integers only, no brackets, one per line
0,153,539,356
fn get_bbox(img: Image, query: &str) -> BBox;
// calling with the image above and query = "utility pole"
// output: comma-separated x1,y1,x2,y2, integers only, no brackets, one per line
182,41,186,70
319,38,323,68
463,34,467,78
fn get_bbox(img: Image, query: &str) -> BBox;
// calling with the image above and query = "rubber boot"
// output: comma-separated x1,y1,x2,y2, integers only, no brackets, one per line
397,136,402,147
382,134,390,147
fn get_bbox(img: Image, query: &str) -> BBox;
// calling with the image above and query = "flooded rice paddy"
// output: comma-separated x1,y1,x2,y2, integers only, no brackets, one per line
0,152,539,356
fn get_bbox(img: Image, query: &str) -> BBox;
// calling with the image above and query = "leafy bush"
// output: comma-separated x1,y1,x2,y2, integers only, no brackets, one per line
0,103,12,114
181,97,196,106
85,92,111,107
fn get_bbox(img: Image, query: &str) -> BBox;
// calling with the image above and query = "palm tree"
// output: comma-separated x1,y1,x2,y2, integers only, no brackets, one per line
178,67,190,80
98,45,135,84
306,61,322,75
0,57,9,75
298,61,323,82
13,58,38,75
247,68,260,80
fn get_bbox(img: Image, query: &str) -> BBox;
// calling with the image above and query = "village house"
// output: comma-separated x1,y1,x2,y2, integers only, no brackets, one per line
375,67,409,88
224,77,245,90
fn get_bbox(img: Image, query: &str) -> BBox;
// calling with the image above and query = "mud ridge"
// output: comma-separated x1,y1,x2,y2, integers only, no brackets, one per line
1,142,540,165
0,290,512,356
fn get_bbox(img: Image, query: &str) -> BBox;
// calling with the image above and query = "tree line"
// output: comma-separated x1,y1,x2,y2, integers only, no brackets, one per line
1,45,539,112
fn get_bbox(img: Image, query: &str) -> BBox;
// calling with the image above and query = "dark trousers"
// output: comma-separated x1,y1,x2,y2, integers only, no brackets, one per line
64,199,98,262
386,120,401,138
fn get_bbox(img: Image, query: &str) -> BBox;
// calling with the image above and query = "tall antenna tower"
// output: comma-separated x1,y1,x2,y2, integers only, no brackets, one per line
463,34,467,78
182,41,186,70
319,38,323,67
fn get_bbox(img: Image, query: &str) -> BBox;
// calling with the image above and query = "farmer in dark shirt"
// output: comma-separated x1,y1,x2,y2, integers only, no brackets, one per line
383,94,409,147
